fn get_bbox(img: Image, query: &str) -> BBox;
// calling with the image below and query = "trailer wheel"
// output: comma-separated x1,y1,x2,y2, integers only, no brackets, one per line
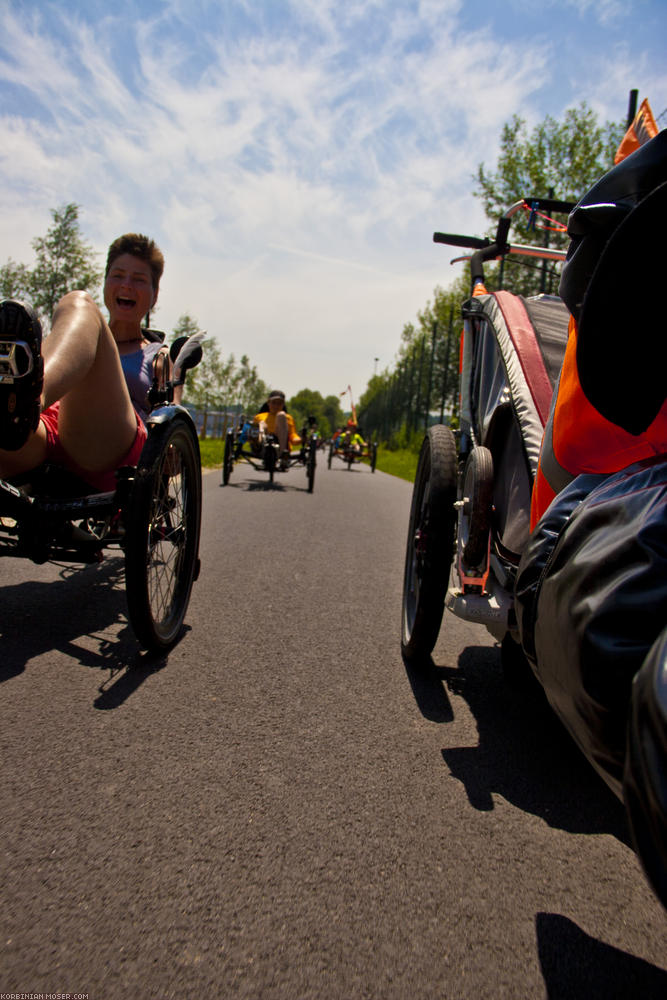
459,446,493,570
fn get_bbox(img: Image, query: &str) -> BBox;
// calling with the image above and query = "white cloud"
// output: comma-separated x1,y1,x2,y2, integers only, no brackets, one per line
0,0,664,396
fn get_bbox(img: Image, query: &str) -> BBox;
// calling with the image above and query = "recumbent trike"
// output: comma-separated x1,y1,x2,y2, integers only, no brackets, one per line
0,329,204,652
222,415,318,491
327,433,378,472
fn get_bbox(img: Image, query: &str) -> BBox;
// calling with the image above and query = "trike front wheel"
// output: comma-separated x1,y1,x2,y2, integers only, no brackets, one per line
222,429,234,485
125,413,202,651
306,438,317,493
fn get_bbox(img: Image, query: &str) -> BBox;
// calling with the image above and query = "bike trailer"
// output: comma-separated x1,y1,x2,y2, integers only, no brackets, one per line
459,289,570,562
405,132,667,908
403,198,575,657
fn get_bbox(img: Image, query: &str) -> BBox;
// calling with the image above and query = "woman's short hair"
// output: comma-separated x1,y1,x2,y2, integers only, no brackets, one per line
105,233,165,292
258,390,287,413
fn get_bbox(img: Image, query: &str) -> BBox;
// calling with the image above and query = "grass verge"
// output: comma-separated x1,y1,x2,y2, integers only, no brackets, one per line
199,439,223,468
374,447,419,482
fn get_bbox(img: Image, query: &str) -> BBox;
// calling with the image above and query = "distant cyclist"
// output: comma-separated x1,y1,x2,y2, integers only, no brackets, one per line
340,420,366,454
252,390,301,470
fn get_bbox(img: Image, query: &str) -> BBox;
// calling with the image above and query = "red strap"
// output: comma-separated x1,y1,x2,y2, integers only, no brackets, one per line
494,291,553,427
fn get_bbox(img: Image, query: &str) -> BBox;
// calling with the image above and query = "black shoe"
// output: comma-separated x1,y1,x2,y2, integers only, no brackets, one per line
0,300,44,451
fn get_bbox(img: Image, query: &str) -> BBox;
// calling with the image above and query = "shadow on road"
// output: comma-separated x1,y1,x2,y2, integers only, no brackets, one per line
403,651,455,724
94,641,174,709
536,912,667,998
326,464,373,473
220,478,312,493
0,557,166,702
403,643,629,840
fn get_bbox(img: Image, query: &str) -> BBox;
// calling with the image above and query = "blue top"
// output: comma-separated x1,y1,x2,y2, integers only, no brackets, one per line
120,340,164,423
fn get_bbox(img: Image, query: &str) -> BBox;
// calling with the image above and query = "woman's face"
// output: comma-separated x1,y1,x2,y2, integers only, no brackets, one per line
104,253,156,327
268,397,284,412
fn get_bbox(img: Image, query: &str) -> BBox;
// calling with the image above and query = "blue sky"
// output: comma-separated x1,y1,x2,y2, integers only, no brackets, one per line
0,0,665,400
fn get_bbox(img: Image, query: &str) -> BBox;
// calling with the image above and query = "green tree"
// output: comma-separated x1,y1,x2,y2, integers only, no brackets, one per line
171,313,270,436
233,355,269,417
322,394,346,437
171,314,228,435
359,101,629,448
287,388,344,440
0,203,102,323
29,203,102,320
475,103,624,294
0,258,31,300
169,313,201,343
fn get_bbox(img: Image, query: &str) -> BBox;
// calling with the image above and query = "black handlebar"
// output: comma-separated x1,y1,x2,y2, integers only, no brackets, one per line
469,249,491,286
434,196,576,293
433,232,491,250
527,197,576,214
434,196,576,253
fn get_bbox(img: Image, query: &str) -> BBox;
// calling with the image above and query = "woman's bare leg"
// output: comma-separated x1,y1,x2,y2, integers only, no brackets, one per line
0,422,48,477
45,292,137,471
274,412,289,451
0,291,137,477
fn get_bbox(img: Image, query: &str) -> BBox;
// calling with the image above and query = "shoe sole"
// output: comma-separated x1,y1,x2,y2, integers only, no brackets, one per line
0,299,44,451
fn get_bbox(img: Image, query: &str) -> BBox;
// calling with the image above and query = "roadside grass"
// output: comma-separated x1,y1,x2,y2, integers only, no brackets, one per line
199,438,223,468
374,447,419,482
197,438,419,483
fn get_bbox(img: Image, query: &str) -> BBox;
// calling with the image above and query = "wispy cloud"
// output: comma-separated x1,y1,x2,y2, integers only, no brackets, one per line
0,0,664,394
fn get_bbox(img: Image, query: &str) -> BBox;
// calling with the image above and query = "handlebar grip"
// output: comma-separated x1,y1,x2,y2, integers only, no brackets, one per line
433,232,491,250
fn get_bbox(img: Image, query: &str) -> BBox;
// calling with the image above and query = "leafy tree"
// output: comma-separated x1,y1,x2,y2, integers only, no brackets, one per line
322,394,346,437
171,316,228,403
234,355,269,417
287,389,344,440
0,258,31,301
475,103,624,294
0,203,101,323
169,313,201,343
170,313,269,435
360,101,629,448
28,203,102,321
171,314,229,434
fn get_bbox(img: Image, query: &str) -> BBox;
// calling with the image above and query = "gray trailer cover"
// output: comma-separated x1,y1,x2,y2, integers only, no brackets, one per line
460,291,569,556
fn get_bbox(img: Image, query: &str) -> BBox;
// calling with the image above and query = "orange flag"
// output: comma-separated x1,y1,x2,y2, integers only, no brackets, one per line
614,98,659,164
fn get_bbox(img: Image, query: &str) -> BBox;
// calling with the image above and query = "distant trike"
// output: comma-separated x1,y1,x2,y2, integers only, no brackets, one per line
327,432,378,472
221,415,318,491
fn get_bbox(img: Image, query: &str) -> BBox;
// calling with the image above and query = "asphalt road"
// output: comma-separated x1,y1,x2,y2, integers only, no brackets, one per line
1,454,666,1000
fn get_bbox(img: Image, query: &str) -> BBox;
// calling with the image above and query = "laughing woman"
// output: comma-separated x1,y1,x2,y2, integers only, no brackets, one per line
0,233,177,490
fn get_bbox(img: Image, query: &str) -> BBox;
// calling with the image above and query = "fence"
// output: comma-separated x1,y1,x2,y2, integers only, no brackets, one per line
187,408,239,440
358,314,459,445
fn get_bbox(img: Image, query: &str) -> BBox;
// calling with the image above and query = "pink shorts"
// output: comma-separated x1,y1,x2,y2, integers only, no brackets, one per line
40,401,148,491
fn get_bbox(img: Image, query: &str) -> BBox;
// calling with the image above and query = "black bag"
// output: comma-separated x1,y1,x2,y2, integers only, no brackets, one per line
515,454,667,796
624,624,667,910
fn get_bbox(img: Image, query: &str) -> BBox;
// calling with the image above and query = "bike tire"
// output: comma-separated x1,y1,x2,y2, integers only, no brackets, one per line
401,425,457,661
125,414,202,651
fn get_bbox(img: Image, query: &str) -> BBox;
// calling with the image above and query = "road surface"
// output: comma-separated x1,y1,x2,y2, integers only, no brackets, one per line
1,455,665,999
